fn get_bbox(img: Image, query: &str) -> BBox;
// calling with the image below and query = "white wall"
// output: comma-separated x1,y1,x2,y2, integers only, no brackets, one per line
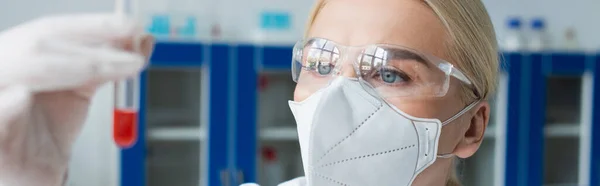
3,0,595,49
142,0,599,49
0,0,113,29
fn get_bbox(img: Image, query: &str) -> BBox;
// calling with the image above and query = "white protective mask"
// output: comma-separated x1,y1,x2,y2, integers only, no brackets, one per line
288,77,478,186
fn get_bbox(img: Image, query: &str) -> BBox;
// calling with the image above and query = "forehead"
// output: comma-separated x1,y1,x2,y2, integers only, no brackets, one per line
307,0,449,60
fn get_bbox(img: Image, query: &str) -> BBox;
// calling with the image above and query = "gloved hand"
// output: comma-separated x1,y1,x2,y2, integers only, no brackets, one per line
0,14,154,186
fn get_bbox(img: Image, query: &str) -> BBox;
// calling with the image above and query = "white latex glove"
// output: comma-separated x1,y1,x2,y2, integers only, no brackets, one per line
0,14,154,186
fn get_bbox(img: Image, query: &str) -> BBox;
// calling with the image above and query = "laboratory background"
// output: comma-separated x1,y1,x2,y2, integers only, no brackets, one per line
1,0,599,186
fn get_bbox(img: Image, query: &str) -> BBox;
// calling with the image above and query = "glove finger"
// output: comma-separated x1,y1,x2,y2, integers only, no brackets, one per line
120,34,156,61
44,29,155,67
72,34,155,98
0,86,32,141
139,34,156,60
51,39,148,81
35,13,143,41
20,39,146,93
103,33,155,68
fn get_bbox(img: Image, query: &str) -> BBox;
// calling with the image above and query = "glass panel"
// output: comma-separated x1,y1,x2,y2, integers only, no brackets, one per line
544,137,580,185
257,72,296,128
147,69,202,128
259,142,303,186
145,68,205,186
257,72,303,185
546,77,582,126
147,141,202,186
544,76,582,185
462,138,496,186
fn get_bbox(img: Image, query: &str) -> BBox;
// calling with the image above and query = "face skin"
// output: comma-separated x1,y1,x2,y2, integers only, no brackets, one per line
294,0,490,185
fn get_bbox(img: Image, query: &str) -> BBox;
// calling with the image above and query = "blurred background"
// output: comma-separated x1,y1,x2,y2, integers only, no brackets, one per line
1,0,599,186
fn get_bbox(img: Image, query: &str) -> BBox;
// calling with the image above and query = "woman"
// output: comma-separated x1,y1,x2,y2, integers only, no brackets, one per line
278,0,498,185
0,0,497,185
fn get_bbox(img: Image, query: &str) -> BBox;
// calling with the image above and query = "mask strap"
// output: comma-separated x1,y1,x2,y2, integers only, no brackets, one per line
436,100,481,158
441,100,481,126
436,153,455,159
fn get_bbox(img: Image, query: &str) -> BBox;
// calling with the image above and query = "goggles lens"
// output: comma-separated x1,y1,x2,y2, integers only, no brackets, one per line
292,38,475,98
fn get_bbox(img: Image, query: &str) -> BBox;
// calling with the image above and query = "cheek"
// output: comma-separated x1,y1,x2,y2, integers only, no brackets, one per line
293,85,312,102
437,120,465,153
388,98,457,120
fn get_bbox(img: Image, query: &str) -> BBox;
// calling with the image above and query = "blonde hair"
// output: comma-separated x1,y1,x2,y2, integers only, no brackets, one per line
305,0,499,185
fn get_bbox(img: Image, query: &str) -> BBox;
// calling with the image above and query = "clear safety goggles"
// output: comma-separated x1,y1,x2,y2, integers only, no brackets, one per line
291,37,480,98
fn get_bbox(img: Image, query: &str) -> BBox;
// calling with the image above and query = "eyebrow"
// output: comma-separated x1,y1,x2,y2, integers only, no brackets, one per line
364,48,430,68
388,49,428,65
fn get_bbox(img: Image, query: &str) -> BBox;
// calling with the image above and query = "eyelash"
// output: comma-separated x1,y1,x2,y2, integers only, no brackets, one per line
372,67,412,85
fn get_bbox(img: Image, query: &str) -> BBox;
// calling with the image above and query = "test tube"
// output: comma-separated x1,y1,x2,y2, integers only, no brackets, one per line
113,0,139,149
114,77,140,149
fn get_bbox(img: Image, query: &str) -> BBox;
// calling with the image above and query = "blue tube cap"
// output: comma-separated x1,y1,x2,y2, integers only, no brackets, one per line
507,18,521,29
531,18,545,30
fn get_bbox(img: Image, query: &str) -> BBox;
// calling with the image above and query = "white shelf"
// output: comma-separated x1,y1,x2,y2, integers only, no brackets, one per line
260,127,298,141
545,124,580,137
148,127,207,141
482,124,582,138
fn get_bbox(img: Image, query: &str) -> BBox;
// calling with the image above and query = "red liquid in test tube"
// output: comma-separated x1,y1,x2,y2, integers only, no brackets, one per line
113,78,139,149
113,108,137,148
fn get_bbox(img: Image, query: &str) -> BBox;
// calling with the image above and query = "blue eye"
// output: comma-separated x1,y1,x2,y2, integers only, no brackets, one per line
379,68,410,84
317,62,333,75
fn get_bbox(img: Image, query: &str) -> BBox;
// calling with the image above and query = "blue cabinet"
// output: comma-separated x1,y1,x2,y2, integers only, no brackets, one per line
122,42,600,186
121,42,232,186
503,52,600,186
592,54,600,186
